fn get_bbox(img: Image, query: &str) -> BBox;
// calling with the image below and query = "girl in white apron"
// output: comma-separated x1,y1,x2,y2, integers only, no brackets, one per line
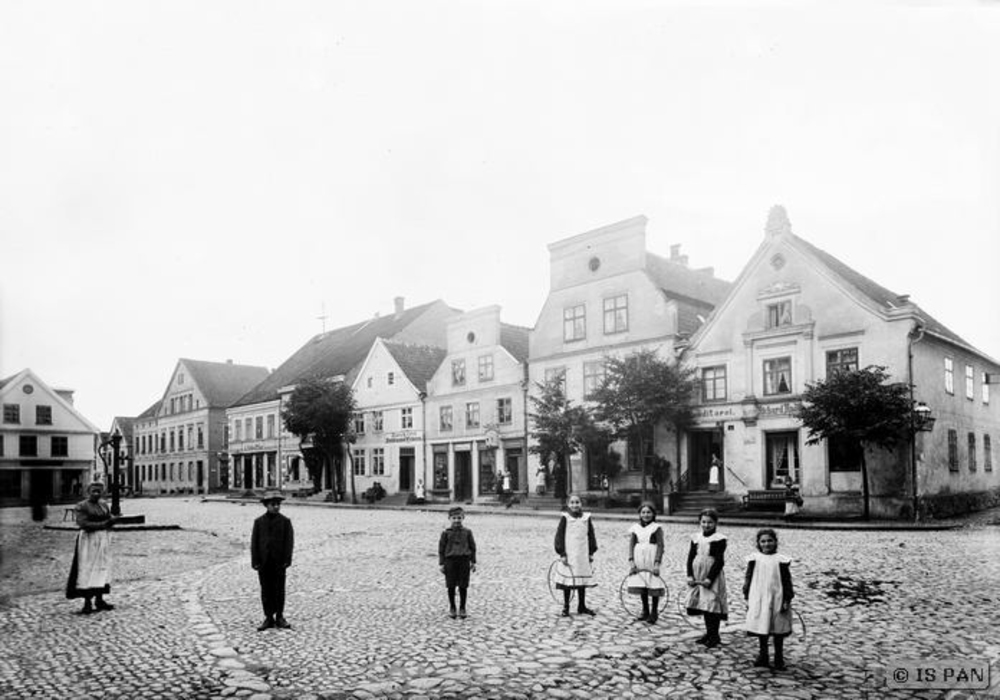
685,508,728,647
626,501,665,623
553,494,598,617
743,528,794,670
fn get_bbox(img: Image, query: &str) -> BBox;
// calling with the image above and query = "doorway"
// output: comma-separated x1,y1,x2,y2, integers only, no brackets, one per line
454,451,473,501
688,430,723,490
399,448,414,492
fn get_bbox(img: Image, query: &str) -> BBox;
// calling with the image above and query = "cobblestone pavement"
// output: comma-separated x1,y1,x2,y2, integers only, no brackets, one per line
2,499,999,699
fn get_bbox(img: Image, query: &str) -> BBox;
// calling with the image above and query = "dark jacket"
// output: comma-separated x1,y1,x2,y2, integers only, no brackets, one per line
251,512,294,570
439,526,477,565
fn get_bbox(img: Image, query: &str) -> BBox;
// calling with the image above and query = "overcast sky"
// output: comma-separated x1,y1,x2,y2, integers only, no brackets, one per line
2,1,999,430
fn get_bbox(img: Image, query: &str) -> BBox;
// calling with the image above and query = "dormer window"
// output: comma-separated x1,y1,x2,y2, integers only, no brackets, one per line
766,301,792,329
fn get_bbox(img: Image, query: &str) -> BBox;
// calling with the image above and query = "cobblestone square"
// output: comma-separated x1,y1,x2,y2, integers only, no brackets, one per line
2,499,998,699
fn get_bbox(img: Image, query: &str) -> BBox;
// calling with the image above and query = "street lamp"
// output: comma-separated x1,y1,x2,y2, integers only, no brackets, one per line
909,401,936,522
913,402,936,433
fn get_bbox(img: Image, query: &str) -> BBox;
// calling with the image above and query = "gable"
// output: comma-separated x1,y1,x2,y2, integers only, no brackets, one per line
0,369,99,433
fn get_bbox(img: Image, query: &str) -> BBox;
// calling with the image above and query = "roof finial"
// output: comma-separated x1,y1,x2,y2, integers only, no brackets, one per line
765,205,792,238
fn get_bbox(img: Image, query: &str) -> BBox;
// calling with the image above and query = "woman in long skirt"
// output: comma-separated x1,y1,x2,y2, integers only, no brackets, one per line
65,482,118,614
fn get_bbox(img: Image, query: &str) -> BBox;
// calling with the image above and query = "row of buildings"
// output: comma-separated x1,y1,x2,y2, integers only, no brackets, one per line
4,207,998,517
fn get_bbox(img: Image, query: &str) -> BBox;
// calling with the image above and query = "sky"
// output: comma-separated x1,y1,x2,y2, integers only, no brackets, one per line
2,1,999,430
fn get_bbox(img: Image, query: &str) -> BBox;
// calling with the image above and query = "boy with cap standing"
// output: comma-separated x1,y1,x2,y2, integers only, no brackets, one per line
251,489,294,631
438,506,477,619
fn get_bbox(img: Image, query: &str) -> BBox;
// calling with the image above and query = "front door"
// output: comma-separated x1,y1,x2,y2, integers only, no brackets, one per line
399,448,414,491
689,430,723,490
505,449,522,491
454,451,473,501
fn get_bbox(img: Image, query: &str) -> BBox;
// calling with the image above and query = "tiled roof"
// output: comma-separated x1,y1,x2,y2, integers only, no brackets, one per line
232,300,452,407
792,234,974,350
113,416,136,442
645,253,732,308
383,341,447,392
182,359,271,408
0,374,14,390
500,323,530,363
137,400,161,420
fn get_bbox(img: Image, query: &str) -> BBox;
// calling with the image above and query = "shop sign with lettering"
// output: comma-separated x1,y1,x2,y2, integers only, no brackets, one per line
757,401,801,417
692,405,739,421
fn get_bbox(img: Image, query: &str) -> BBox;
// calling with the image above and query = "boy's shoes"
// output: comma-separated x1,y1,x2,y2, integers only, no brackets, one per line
275,616,291,629
257,617,275,631
704,635,721,648
772,657,786,671
449,608,458,619
560,609,570,617
459,608,467,619
95,600,114,612
577,607,596,616
753,655,770,668
646,611,658,625
637,611,650,622
78,602,94,615
695,634,710,645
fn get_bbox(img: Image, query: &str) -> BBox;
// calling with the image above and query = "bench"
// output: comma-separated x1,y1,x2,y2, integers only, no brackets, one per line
742,490,787,511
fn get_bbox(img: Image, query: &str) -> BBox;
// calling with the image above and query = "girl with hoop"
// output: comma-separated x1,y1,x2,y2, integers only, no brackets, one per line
685,508,728,648
553,493,598,617
625,501,665,624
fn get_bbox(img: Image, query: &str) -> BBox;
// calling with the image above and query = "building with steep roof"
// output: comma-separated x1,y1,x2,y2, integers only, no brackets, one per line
132,359,270,494
98,416,136,494
1,369,100,505
424,306,531,502
348,339,447,498
528,216,731,496
226,298,460,495
680,206,1000,518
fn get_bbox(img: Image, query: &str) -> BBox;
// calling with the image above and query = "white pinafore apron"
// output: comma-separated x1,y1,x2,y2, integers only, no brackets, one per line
555,513,596,589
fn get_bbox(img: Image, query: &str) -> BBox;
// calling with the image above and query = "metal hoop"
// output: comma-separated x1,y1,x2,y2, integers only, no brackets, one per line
546,559,576,605
618,572,669,620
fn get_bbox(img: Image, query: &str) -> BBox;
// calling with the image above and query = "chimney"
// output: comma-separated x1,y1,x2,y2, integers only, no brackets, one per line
765,205,792,238
55,389,74,405
669,244,689,267
394,296,405,319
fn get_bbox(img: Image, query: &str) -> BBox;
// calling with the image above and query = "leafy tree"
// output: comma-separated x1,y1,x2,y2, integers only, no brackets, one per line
798,365,913,520
282,377,357,499
528,376,592,501
590,349,698,500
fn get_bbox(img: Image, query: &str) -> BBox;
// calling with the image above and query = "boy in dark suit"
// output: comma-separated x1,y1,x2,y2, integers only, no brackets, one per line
251,490,294,631
438,506,477,619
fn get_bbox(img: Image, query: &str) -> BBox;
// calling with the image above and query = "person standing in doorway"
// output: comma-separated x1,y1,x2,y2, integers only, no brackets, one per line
251,490,294,631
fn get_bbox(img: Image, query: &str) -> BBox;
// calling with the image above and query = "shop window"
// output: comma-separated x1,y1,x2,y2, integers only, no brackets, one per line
603,295,628,334
433,451,449,489
478,446,495,495
765,432,799,486
701,366,727,402
563,304,586,342
763,357,792,395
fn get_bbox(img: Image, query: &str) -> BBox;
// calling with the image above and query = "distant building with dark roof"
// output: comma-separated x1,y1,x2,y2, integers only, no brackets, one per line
424,306,531,502
132,359,270,494
681,205,1000,519
225,298,460,495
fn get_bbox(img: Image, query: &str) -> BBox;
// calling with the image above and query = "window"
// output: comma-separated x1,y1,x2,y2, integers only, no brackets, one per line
353,449,366,475
965,365,975,400
440,406,453,432
968,433,977,472
763,357,792,395
466,402,480,429
826,348,859,378
387,371,395,386
244,418,252,441
985,435,993,472
170,398,176,414
583,361,606,398
35,405,52,425
948,429,958,471
255,416,263,440
372,410,384,432
197,425,204,449
267,414,275,438
544,366,567,391
51,436,68,457
169,431,176,453
452,360,466,386
178,429,184,451
235,421,243,441
603,295,628,334
945,358,954,394
366,376,373,388
372,447,385,476
0,435,3,456
983,372,990,404
353,412,366,435
701,366,727,402
187,425,193,450
766,301,793,329
497,397,512,425
478,355,494,382
160,433,166,452
3,404,19,424
401,407,413,429
563,304,586,342
19,435,37,456
433,451,449,489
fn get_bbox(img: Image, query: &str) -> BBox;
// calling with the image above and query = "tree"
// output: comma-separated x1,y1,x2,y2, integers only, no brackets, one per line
590,349,698,500
281,377,357,499
528,376,592,502
798,365,914,520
